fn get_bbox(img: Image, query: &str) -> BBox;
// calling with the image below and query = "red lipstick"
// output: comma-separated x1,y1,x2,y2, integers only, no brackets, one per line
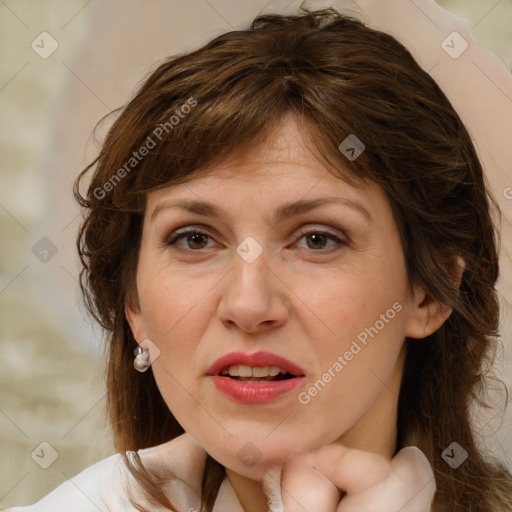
206,351,306,404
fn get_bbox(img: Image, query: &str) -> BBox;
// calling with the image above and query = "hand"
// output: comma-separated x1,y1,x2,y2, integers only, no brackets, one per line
277,444,435,512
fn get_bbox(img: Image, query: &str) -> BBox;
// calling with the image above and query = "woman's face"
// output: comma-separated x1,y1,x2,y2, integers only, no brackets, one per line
126,118,432,479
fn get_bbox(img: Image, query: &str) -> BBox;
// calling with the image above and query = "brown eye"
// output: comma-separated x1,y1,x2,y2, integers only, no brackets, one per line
186,232,209,249
305,233,329,249
296,230,347,251
167,230,212,250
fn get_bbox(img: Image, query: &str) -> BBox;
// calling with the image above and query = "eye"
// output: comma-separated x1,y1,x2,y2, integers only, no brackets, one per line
166,229,215,251
165,226,348,253
294,228,348,251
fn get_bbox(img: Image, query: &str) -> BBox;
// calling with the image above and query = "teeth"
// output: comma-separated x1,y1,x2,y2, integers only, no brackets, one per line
239,364,253,378
221,365,239,376
269,366,281,377
220,365,288,377
253,366,270,377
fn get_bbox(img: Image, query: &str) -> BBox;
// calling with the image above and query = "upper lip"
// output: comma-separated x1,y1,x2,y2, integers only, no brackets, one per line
206,350,306,376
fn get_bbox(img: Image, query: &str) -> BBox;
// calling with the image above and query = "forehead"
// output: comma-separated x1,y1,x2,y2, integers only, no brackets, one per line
142,116,401,254
146,116,372,205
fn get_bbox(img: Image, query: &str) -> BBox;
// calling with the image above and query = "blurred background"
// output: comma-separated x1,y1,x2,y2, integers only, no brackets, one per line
1,0,511,507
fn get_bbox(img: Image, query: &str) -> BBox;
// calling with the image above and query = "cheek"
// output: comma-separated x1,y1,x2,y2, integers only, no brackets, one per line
297,257,409,356
296,297,407,443
137,260,216,341
134,271,216,410
139,273,211,414
293,252,409,417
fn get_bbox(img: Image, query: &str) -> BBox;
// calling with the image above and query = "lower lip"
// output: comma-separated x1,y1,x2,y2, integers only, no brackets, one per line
209,375,305,404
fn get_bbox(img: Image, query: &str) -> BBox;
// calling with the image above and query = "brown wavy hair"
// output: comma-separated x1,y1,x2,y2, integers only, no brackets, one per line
74,7,512,511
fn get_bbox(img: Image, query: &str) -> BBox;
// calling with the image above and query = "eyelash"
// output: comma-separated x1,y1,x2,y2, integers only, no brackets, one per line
165,226,349,253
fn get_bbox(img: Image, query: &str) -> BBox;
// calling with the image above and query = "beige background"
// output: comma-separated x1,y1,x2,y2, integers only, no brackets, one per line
1,0,511,507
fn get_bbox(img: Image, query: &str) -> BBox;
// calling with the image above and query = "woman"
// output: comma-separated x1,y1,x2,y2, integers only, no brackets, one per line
6,6,512,512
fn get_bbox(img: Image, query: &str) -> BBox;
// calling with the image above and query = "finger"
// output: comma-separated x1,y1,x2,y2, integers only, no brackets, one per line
335,475,409,512
389,447,436,512
391,446,434,484
336,447,435,512
313,444,392,495
280,452,340,512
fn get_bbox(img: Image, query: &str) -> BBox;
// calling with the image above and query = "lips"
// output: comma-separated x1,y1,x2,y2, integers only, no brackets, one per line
206,351,306,404
206,350,306,378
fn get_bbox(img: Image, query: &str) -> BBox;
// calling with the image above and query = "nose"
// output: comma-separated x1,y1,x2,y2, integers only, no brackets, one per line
217,248,289,334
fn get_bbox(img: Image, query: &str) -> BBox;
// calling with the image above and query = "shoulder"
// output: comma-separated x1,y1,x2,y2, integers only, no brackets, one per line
135,433,208,502
3,434,206,512
3,452,131,512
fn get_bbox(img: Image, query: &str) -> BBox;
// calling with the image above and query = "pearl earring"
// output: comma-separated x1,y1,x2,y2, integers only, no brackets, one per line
133,346,151,373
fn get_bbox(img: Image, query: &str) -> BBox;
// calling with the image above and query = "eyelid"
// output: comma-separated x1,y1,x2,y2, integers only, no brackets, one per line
164,223,349,253
291,229,349,253
294,225,349,244
165,225,218,245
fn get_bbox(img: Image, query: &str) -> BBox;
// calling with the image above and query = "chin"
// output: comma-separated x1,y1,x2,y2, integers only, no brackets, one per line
204,435,317,480
221,452,288,481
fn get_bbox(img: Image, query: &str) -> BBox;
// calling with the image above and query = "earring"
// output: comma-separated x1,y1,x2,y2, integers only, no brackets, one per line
134,347,151,373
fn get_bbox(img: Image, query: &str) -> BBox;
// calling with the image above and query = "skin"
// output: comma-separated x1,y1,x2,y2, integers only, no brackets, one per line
126,116,454,511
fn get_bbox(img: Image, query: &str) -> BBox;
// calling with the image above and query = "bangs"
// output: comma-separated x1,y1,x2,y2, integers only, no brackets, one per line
96,28,382,210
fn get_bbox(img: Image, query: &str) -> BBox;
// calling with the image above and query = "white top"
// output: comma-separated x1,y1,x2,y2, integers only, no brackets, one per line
3,434,247,512
3,434,435,511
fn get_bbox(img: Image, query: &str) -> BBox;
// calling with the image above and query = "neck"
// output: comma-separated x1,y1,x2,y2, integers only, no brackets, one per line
226,470,269,512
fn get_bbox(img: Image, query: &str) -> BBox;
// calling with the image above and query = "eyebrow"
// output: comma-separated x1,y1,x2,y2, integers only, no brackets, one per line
151,196,371,223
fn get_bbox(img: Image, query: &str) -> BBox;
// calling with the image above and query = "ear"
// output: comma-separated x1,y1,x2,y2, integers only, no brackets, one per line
125,295,149,344
405,256,465,339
